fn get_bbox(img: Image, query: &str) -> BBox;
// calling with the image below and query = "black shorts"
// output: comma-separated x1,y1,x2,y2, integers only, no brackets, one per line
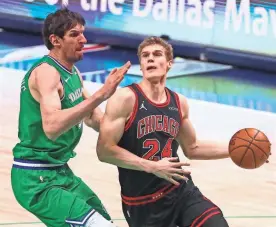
122,180,229,227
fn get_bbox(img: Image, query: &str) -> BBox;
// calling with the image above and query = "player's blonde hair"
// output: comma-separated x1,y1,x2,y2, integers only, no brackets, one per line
137,36,174,61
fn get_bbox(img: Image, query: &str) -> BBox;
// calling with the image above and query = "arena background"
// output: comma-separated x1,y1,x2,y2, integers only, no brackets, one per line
0,0,275,226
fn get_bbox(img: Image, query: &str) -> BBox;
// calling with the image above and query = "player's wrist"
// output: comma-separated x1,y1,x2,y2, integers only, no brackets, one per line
140,159,156,173
93,88,109,102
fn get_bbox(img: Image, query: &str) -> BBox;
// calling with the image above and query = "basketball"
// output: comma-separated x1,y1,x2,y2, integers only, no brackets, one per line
229,128,271,169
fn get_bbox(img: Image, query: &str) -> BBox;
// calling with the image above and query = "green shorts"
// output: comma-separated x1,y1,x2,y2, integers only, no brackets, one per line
11,160,111,227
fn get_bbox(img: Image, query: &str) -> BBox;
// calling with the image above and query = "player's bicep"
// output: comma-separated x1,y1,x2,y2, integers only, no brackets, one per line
34,65,62,128
99,113,126,147
97,88,134,152
177,118,197,153
176,94,197,158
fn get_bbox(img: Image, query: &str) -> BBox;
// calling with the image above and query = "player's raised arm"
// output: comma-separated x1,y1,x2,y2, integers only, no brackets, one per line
96,88,191,185
75,66,104,132
176,94,229,160
36,62,131,140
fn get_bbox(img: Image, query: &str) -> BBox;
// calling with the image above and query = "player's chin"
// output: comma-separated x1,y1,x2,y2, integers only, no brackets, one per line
145,74,164,83
74,54,83,61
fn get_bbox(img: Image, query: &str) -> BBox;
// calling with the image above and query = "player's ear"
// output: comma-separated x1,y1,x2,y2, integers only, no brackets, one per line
49,34,61,48
167,60,173,71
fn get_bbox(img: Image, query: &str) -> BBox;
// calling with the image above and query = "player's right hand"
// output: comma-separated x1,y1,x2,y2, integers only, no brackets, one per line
150,157,191,186
101,61,131,100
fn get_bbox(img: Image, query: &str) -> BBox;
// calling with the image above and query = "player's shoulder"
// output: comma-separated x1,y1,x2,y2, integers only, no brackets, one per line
35,62,58,72
106,86,136,117
173,92,190,118
32,63,60,85
174,92,189,107
33,62,59,77
111,86,136,104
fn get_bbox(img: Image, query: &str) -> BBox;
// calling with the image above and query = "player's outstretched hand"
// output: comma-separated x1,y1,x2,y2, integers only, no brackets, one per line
151,157,191,186
101,61,131,100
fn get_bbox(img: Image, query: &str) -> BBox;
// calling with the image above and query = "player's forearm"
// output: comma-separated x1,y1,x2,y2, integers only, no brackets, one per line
84,109,103,132
84,115,101,132
97,144,153,173
44,90,106,140
186,140,229,160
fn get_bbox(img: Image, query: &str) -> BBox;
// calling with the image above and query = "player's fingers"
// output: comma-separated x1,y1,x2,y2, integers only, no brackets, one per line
109,68,117,75
117,74,125,84
172,161,190,167
167,157,179,162
121,66,130,75
116,66,129,78
118,61,131,73
174,168,191,175
123,61,131,69
166,176,180,186
171,173,188,182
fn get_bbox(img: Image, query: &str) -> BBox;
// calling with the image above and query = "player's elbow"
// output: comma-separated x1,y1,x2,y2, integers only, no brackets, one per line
185,151,195,160
96,140,109,162
44,129,58,141
183,145,198,160
84,117,100,132
43,121,59,141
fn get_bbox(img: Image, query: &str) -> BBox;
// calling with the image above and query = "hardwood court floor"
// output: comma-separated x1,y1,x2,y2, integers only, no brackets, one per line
0,68,275,227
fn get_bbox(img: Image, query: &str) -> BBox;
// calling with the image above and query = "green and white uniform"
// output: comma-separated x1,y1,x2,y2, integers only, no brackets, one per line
11,55,110,227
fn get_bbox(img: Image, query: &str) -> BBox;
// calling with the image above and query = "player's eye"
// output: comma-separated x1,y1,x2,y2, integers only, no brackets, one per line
142,53,149,58
154,51,163,56
70,32,79,37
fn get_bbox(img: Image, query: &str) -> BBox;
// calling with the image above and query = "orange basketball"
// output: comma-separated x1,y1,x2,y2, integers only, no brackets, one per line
229,128,271,169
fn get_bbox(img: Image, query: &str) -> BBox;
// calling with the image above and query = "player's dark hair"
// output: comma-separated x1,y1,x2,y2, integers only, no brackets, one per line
42,8,85,50
137,36,174,61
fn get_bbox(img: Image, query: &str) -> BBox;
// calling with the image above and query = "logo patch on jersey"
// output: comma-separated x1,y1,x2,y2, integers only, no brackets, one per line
169,106,178,111
68,88,82,103
64,77,71,83
137,115,179,139
139,101,147,110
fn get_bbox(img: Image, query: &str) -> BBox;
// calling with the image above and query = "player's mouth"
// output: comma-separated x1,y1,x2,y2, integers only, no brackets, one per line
76,46,84,52
146,66,157,71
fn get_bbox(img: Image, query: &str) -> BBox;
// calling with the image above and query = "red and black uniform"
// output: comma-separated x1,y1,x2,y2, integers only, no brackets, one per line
118,83,229,227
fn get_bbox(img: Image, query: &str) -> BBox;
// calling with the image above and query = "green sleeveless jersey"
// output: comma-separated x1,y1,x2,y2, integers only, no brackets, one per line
13,55,84,164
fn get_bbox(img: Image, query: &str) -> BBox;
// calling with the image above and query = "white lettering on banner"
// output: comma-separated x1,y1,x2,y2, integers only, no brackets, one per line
224,0,276,38
132,0,215,28
224,0,250,34
169,0,177,22
152,0,169,21
203,0,215,28
132,0,153,18
271,10,276,37
81,0,125,14
109,0,125,15
26,0,275,39
186,0,202,27
252,7,268,36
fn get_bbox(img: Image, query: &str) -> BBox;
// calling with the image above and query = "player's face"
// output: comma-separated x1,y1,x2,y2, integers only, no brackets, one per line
60,24,87,63
140,44,172,82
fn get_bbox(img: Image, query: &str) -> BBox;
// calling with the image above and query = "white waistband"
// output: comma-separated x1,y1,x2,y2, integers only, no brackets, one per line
13,160,64,168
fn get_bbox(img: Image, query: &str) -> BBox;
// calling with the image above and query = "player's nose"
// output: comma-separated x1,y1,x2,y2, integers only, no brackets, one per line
147,57,154,63
80,34,87,44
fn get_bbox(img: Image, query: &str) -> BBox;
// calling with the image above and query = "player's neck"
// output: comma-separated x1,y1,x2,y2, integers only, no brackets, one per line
48,51,74,72
139,79,167,104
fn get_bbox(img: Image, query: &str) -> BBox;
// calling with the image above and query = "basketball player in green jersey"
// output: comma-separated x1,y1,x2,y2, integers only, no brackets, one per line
11,8,130,227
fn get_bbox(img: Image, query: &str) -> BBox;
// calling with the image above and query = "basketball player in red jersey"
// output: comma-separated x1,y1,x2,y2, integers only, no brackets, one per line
96,36,230,227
